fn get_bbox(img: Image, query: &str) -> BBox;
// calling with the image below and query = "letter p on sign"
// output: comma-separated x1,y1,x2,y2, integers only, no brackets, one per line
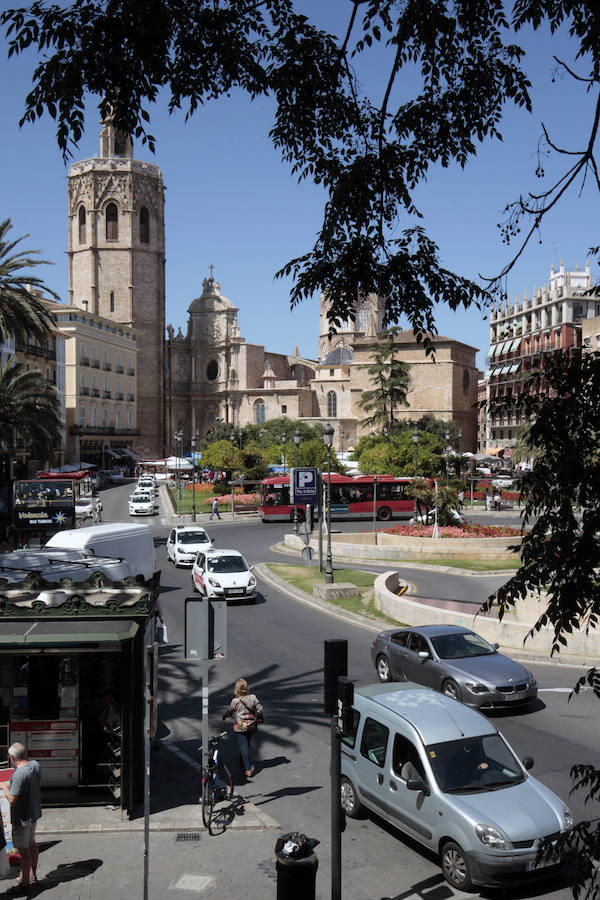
299,472,313,488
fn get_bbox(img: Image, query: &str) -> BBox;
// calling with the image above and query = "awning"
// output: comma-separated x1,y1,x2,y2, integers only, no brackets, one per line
489,345,499,357
121,449,141,460
0,619,139,648
487,446,505,456
508,337,521,351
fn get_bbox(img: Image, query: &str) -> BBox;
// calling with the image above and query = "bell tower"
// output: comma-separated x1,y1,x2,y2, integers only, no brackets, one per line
67,119,166,457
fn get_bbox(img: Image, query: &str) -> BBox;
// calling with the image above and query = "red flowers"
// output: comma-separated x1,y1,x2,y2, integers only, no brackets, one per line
385,523,521,538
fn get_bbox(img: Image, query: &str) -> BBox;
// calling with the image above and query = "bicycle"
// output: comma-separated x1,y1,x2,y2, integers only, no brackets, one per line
200,731,234,828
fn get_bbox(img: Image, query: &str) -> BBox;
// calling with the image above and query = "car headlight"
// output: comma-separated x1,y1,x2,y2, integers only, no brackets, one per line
465,682,490,694
208,577,221,588
248,576,256,587
563,806,573,829
475,824,510,850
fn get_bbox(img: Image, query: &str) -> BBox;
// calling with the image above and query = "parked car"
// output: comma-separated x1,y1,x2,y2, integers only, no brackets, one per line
166,526,214,566
191,549,256,602
128,494,155,516
491,474,514,488
371,624,538,710
341,683,573,890
106,469,125,483
410,508,466,526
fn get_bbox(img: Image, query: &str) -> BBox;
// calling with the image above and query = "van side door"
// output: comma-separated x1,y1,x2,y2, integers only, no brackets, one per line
355,716,390,813
388,732,436,848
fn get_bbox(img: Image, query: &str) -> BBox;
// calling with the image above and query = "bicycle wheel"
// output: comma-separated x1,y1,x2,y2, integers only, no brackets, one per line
201,772,214,828
215,761,233,802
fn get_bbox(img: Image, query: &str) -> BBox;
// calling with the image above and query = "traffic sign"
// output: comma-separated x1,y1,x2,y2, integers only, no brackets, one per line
290,467,320,505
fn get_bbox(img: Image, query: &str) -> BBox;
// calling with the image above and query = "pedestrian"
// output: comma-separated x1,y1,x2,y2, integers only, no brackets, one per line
210,497,221,520
0,742,42,890
493,489,501,511
457,489,465,510
485,489,492,511
222,678,264,778
95,496,103,522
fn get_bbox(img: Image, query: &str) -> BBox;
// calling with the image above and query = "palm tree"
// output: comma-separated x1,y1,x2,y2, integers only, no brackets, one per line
0,359,62,461
0,218,58,345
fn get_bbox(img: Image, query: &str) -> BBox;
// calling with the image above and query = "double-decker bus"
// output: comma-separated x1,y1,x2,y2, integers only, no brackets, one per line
259,473,421,523
11,470,92,549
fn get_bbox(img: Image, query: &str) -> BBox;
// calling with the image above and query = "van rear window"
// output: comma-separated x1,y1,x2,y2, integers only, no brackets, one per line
341,709,360,749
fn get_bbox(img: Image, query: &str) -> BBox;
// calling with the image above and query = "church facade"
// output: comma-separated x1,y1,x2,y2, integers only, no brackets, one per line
68,128,479,460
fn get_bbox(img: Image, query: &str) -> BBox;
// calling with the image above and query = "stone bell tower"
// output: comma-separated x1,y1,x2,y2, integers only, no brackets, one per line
67,118,166,458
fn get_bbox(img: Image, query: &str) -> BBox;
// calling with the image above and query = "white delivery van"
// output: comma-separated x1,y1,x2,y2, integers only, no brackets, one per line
44,523,156,580
0,549,133,584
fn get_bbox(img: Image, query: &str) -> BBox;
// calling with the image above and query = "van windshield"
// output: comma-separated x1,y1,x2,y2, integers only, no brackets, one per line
426,735,525,794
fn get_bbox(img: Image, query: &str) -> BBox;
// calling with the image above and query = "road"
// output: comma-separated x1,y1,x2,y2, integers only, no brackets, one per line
99,482,600,899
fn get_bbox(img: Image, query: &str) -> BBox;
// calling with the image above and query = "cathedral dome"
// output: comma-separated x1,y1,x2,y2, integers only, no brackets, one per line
320,346,353,365
188,276,235,313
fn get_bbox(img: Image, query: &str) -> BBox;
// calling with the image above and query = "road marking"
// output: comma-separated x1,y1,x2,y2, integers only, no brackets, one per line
162,739,202,772
538,687,591,693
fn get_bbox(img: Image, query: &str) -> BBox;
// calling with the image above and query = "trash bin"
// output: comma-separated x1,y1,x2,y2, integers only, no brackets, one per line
275,832,319,900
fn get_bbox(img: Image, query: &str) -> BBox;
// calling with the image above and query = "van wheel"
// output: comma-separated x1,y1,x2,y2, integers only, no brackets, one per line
441,841,472,890
442,679,460,702
376,655,393,683
340,776,364,819
377,506,392,521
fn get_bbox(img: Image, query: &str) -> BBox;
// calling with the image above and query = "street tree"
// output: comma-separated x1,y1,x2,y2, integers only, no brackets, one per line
486,348,600,896
358,328,411,432
1,0,538,343
0,219,57,344
356,429,443,477
0,358,62,461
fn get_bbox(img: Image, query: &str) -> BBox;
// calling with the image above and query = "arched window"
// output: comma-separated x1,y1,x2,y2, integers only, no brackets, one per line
327,391,337,417
254,400,266,424
78,206,86,243
106,202,118,240
140,206,150,243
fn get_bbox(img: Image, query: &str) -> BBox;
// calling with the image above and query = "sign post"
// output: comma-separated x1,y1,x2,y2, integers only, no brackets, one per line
185,598,227,773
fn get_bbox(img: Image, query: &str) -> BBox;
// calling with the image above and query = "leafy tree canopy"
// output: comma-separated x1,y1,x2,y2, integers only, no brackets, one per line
1,0,544,343
356,429,443,477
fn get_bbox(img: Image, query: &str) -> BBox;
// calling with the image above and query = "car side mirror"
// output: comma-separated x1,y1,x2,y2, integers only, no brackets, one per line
493,642,500,650
418,650,430,660
522,756,534,770
407,777,430,796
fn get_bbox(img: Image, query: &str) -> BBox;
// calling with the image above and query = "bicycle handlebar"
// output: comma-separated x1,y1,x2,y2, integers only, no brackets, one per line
198,730,228,751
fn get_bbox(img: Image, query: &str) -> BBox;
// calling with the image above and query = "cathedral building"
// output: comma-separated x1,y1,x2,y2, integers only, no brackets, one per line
66,127,478,459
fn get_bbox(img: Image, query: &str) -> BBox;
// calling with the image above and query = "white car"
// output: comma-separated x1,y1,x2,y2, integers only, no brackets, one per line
191,549,256,602
491,474,514,488
138,477,157,493
128,494,155,516
166,526,214,566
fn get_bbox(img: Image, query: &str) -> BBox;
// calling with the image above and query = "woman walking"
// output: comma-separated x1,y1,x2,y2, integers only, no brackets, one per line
223,678,264,779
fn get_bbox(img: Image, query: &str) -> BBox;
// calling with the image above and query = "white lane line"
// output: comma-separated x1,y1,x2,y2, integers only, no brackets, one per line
538,687,591,693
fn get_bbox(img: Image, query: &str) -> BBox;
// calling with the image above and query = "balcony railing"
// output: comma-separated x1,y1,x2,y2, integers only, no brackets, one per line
103,390,112,399
91,360,100,369
80,387,90,396
127,393,135,401
116,365,124,373
103,363,112,371
80,357,90,366
91,388,100,397
127,368,135,376
116,392,124,400
69,424,141,435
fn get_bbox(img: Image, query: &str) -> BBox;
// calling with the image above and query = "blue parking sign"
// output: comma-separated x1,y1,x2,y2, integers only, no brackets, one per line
290,467,320,505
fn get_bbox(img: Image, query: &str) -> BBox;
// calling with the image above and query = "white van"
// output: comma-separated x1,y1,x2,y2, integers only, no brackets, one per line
0,549,133,584
44,523,156,580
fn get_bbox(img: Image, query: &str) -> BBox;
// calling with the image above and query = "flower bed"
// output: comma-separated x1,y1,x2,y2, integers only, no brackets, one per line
470,489,521,501
384,523,521,539
211,492,260,508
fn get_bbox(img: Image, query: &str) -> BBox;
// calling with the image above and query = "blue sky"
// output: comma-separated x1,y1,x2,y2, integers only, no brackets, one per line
1,3,597,370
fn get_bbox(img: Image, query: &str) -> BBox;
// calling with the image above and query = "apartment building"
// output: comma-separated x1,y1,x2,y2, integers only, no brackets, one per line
47,302,140,468
486,259,599,457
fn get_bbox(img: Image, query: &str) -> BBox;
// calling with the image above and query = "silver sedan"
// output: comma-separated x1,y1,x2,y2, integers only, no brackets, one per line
370,624,538,711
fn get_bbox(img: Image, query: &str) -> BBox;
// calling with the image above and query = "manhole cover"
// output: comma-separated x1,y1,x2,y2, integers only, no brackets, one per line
175,832,201,842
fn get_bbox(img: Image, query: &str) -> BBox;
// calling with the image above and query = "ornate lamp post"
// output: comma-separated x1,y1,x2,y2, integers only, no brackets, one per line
281,431,287,472
340,425,345,460
293,427,301,534
174,429,183,514
413,427,419,519
445,429,451,487
370,429,375,447
190,431,198,523
323,422,334,583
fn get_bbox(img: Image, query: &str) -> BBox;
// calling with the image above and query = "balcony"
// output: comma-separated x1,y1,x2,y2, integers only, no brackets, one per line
103,390,112,399
127,393,135,402
103,362,112,371
80,357,90,366
91,388,100,397
91,360,100,369
80,387,90,396
127,368,135,376
69,424,141,435
116,392,124,401
116,365,124,374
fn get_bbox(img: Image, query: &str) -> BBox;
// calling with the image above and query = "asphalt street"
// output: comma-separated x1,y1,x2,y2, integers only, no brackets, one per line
22,480,596,900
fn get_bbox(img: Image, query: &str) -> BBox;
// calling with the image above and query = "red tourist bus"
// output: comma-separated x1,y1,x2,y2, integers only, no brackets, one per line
259,473,422,523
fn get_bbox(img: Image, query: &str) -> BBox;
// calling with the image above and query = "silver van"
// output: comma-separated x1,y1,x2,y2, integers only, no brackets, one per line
341,683,573,890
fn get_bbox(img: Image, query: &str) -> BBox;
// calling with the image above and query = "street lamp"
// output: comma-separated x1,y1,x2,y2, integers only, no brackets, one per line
445,429,451,487
340,426,345,460
370,429,375,447
293,428,301,534
281,431,287,472
323,423,334,583
174,429,183,514
190,432,197,523
413,427,419,519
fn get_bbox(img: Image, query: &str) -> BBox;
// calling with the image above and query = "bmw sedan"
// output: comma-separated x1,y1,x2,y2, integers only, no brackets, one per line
166,526,214,566
191,549,256,602
371,624,538,710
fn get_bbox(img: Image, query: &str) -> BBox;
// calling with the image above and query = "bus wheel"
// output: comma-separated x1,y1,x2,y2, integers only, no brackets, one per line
377,506,392,521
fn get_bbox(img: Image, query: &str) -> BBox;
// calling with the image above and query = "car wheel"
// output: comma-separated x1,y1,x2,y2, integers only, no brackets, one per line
441,841,472,891
377,506,392,521
376,654,393,683
442,679,460,702
340,776,364,819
